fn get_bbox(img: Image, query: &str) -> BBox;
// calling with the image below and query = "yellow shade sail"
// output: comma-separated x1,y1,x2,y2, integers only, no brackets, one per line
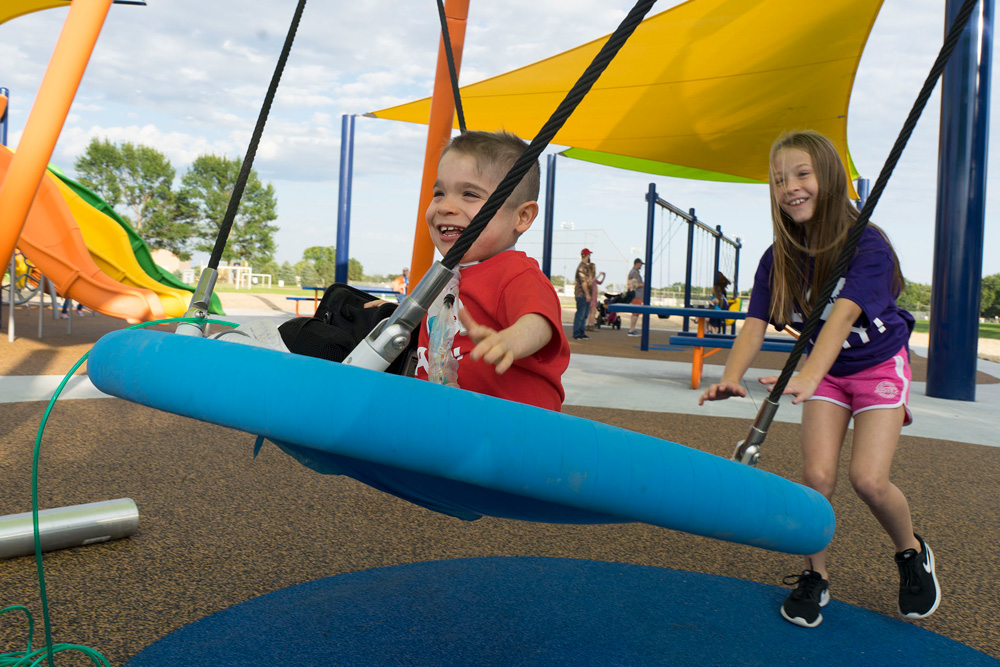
370,0,882,187
1,1,143,26
1,1,67,25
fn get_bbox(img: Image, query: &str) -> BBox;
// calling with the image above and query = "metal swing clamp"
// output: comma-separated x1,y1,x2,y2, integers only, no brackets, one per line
731,396,780,467
176,267,219,336
344,262,457,372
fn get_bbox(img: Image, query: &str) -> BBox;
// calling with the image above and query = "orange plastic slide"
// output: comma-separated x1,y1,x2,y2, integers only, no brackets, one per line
50,174,191,318
1,147,164,323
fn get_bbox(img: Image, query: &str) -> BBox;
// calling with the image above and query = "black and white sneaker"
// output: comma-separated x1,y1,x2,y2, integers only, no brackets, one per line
895,534,940,619
780,570,830,628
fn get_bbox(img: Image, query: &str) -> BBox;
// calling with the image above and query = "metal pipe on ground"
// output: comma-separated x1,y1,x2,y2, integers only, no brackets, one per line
0,498,139,559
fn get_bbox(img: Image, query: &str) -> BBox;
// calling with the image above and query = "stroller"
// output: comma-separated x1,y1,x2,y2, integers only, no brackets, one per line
595,290,634,330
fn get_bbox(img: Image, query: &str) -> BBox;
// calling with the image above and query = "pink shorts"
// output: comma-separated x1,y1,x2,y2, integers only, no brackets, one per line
809,347,913,426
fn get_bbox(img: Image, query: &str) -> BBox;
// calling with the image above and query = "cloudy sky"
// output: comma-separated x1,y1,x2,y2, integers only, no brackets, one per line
2,0,996,291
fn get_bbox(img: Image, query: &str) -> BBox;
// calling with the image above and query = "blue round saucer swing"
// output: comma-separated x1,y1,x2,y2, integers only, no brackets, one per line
81,0,992,663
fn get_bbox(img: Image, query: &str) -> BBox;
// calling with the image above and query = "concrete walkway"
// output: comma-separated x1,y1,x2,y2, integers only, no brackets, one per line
3,303,998,449
565,347,1000,448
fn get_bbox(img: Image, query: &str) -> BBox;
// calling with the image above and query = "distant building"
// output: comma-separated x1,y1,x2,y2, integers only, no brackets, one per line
151,249,191,273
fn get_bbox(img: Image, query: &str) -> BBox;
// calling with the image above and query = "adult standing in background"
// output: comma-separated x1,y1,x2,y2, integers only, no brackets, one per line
391,267,410,295
573,248,594,340
626,257,645,336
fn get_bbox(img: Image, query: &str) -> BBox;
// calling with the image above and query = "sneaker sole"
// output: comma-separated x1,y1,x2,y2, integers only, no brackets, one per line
780,589,829,628
780,607,823,628
899,541,941,619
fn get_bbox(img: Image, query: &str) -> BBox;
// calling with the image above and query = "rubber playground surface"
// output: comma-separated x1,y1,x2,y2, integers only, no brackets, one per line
0,297,998,664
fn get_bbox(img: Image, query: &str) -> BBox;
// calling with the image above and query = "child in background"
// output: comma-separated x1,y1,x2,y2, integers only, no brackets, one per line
709,271,731,334
59,297,86,318
699,130,938,628
416,130,570,411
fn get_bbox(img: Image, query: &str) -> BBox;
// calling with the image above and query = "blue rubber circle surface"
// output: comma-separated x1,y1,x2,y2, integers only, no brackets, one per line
125,557,996,666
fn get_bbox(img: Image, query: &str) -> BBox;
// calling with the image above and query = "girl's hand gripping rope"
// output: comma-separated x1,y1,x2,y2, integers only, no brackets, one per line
758,373,821,405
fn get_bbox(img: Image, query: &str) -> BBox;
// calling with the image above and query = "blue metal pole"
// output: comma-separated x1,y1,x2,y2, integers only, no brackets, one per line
927,0,993,401
542,154,556,278
712,224,722,284
731,237,741,334
0,87,8,146
683,208,695,332
335,114,356,285
641,183,656,350
856,177,870,209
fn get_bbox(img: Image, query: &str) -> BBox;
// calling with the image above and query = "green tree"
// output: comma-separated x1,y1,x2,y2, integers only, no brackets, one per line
898,280,932,312
348,258,364,281
178,154,278,267
303,246,336,264
259,260,279,280
304,246,338,285
74,138,191,258
297,262,320,287
981,274,1000,319
277,261,296,286
73,138,124,207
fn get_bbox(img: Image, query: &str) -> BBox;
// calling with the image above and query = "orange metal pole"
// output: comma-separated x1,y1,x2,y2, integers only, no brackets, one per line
407,0,470,287
0,0,113,271
691,316,706,389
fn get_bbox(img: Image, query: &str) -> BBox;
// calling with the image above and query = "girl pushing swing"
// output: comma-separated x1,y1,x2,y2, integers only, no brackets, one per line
700,130,939,628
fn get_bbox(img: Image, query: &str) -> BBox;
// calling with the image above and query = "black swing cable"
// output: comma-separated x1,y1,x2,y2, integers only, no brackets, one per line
439,0,658,270
206,0,307,269
350,0,657,371
436,0,467,133
734,0,982,465
179,0,306,333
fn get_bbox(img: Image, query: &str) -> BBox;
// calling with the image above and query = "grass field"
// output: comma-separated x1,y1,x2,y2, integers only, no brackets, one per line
912,319,1000,340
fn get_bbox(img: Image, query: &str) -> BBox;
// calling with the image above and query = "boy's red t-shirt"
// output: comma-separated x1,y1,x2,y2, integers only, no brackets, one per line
415,250,570,411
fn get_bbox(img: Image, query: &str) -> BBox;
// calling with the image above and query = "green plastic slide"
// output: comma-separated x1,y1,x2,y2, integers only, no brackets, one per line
47,166,225,315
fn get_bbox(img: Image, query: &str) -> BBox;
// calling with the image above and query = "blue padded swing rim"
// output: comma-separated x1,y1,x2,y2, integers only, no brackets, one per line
87,329,834,555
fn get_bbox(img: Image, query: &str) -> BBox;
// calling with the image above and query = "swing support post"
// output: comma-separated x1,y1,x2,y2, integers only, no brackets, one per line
408,0,471,288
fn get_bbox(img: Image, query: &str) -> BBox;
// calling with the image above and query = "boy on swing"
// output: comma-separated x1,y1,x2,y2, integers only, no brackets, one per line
214,130,569,411
414,130,570,411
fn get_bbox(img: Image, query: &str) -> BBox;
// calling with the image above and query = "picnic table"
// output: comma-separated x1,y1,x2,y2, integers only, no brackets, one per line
285,285,405,316
607,304,796,389
285,285,325,316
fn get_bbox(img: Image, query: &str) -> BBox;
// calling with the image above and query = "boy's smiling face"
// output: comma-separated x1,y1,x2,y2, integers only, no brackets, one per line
426,150,537,263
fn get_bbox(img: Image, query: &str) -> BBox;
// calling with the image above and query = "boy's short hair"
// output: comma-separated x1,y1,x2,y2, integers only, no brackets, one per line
441,130,540,209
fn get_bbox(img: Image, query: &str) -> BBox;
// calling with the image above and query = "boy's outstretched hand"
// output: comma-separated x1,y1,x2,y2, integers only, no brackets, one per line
458,308,517,374
457,308,551,375
698,381,746,405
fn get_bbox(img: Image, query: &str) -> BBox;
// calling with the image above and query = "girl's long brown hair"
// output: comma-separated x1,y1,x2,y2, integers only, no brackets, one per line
767,131,904,326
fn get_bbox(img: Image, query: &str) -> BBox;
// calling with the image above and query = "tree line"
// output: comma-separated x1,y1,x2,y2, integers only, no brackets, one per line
898,278,1000,320
72,138,1000,308
736,280,1000,319
72,138,382,284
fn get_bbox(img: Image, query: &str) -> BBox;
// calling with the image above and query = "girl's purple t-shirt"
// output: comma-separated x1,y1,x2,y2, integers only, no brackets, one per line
746,226,914,377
